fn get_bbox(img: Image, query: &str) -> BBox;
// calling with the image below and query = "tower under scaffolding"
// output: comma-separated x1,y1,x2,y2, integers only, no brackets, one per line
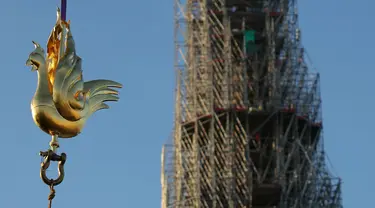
162,0,342,207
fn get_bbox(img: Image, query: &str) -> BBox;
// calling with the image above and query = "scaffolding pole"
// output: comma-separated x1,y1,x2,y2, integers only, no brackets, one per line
162,0,342,207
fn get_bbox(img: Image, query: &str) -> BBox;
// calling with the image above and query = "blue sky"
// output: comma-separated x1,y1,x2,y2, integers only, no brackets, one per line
0,0,371,207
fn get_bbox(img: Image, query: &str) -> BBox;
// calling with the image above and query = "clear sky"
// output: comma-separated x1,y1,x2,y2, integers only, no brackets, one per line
0,0,371,207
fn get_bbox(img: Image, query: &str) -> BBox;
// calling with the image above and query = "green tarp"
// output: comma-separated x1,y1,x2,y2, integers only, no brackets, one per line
246,42,258,54
245,30,258,54
244,30,256,43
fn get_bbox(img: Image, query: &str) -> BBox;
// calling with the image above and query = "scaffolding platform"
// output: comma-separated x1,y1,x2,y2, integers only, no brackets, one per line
181,107,322,148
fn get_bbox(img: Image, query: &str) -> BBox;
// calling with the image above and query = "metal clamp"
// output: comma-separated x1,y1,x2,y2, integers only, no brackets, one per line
40,150,67,186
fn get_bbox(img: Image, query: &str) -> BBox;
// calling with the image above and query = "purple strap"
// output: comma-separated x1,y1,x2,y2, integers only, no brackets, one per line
61,0,67,21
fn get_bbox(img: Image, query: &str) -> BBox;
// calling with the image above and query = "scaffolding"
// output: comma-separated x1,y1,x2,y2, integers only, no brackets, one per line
162,0,343,207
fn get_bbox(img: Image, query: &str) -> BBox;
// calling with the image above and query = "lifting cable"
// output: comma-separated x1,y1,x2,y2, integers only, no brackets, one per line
40,2,68,208
48,185,56,208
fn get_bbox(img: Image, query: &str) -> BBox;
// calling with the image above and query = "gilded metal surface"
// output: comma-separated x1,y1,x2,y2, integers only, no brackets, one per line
26,9,122,139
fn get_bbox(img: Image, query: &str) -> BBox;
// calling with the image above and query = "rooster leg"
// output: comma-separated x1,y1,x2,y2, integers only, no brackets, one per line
49,134,60,152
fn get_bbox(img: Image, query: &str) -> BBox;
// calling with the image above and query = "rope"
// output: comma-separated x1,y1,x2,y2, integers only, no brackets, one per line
48,185,56,208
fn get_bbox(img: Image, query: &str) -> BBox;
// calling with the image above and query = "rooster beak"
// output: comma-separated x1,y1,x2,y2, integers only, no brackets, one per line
26,58,32,66
26,58,37,71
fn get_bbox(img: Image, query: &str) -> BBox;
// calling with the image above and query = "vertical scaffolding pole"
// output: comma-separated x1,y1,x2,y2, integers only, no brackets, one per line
163,0,343,207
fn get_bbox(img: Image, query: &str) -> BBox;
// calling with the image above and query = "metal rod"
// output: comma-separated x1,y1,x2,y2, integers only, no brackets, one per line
49,134,59,152
59,0,67,60
61,0,67,21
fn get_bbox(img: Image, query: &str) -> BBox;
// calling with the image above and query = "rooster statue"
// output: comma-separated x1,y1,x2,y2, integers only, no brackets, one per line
26,8,122,147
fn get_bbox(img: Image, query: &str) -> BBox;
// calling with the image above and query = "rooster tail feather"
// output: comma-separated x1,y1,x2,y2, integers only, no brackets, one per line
84,80,122,114
89,94,119,114
93,103,110,112
84,80,122,95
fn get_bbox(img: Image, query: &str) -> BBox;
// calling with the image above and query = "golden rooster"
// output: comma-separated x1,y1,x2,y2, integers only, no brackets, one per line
25,9,122,143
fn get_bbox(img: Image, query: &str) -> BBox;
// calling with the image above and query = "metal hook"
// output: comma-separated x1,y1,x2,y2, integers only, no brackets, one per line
39,150,67,186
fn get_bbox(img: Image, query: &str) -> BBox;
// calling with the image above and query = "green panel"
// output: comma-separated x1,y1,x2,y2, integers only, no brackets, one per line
246,42,258,54
244,30,256,43
245,30,258,54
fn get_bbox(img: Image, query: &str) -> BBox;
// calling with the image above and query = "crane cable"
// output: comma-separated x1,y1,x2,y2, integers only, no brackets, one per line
46,2,66,208
48,185,56,208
